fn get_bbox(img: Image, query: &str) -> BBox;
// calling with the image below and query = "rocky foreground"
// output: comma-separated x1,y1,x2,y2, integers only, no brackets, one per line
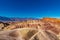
0,18,60,40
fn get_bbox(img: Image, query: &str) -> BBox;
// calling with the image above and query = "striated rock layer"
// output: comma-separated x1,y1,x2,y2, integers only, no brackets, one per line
0,18,60,40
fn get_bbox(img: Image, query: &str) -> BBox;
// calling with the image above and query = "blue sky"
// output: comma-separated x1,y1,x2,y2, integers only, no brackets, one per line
0,0,60,18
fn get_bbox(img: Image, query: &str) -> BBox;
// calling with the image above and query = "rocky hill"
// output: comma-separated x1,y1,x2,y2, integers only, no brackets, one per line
0,18,60,40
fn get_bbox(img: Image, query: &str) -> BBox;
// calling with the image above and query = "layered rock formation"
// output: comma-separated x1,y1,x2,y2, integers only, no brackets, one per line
0,18,60,40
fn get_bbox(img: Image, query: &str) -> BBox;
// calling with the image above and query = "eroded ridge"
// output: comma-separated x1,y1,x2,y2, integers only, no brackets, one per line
0,28,59,40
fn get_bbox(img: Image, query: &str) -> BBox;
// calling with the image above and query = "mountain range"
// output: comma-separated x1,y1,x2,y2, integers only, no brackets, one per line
0,16,38,21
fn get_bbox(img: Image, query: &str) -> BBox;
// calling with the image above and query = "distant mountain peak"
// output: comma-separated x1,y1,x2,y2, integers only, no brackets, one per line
0,16,38,22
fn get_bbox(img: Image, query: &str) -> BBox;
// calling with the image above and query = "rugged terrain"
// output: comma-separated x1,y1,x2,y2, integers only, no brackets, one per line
0,18,60,40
